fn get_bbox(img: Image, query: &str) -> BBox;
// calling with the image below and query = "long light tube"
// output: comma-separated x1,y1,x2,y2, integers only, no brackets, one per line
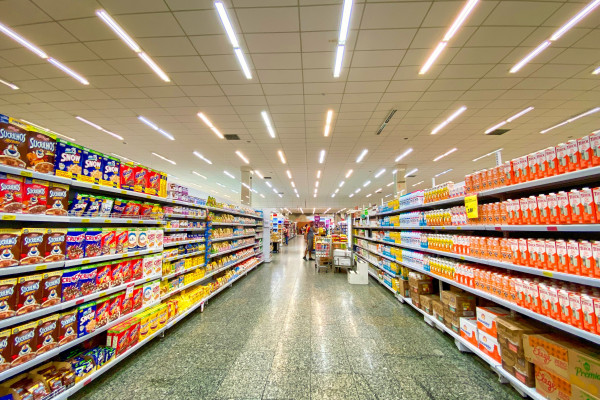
193,151,213,164
286,170,292,179
375,169,386,178
197,113,224,139
510,41,551,73
261,111,276,138
433,148,458,162
0,22,47,58
224,170,235,179
431,106,467,135
319,150,326,164
404,168,418,178
138,116,174,140
235,150,249,164
192,171,207,179
420,41,447,75
485,107,534,134
138,53,170,82
215,2,252,79
324,110,333,137
253,170,264,179
333,45,345,78
473,148,503,162
75,117,124,140
550,0,600,41
395,148,413,162
152,152,176,165
0,79,18,90
356,149,368,163
435,168,453,177
540,107,600,134
278,150,286,164
345,169,353,178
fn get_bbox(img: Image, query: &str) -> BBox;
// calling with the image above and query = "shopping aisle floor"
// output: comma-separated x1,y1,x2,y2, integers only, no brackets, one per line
75,239,521,400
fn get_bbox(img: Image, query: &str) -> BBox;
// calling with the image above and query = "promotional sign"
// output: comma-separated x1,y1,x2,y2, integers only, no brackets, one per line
465,195,479,219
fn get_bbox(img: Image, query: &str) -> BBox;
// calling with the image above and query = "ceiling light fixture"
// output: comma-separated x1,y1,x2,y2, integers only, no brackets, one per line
96,10,169,82
331,193,336,198
272,188,278,194
286,170,292,179
215,1,252,79
355,188,361,194
20,119,76,141
138,116,175,140
593,66,600,75
260,193,265,198
404,168,418,178
315,181,320,188
235,150,249,164
356,149,368,163
366,193,372,198
386,182,394,187
319,150,326,164
374,169,386,178
152,152,176,165
433,148,458,162
75,116,124,140
0,79,18,90
473,148,503,162
333,0,353,78
363,180,371,187
192,171,207,179
261,111,276,138
345,169,353,178
291,181,295,188
375,188,382,193
431,106,467,134
324,208,331,214
224,170,235,179
278,150,286,164
349,193,354,198
217,183,225,188
266,181,272,188
510,41,551,73
111,153,133,162
324,110,333,137
540,107,600,134
317,170,322,179
193,151,213,164
197,113,224,139
484,107,535,134
335,188,339,193
48,58,89,85
339,181,345,187
241,182,251,190
253,170,264,179
435,168,453,177
412,180,424,187
419,0,479,74
395,148,413,162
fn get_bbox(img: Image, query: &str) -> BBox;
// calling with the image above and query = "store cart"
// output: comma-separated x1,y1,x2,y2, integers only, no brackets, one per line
314,235,332,273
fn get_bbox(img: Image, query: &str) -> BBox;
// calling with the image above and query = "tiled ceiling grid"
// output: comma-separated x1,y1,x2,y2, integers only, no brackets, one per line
0,0,598,209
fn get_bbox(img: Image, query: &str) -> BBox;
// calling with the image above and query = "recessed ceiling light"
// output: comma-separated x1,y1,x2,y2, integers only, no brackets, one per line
193,151,212,164
217,183,226,188
540,107,600,134
473,148,503,162
335,188,339,193
192,171,207,179
319,149,326,164
412,181,424,187
366,193,372,198
324,110,333,137
286,170,292,179
339,180,345,187
374,169,386,178
435,168,453,178
349,193,354,198
266,181,272,188
138,116,174,140
315,181,320,188
291,181,296,188
433,148,458,162
395,148,413,162
386,182,394,187
75,116,124,140
235,150,249,164
404,168,418,178
253,170,264,179
272,188,278,194
355,188,361,194
333,0,353,78
197,113,224,139
506,106,535,122
224,170,235,179
550,0,600,41
375,188,382,193
278,150,286,164
345,169,353,178
261,111,276,138
260,193,265,198
363,180,371,187
356,149,368,163
152,152,176,165
0,79,18,90
215,1,252,79
420,41,447,75
242,182,251,190
431,106,467,135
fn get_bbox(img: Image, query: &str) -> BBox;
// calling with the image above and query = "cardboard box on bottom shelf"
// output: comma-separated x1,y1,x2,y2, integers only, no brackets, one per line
476,306,510,337
432,298,444,324
478,330,502,363
573,385,600,400
460,317,478,348
420,294,438,315
408,273,433,295
441,290,476,317
393,278,409,298
410,291,421,309
536,365,572,400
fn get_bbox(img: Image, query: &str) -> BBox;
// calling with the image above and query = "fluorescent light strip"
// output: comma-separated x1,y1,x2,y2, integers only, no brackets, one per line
374,169,386,178
260,193,265,198
138,116,174,140
510,41,551,73
412,181,424,187
278,150,286,164
375,188,382,193
47,58,89,85
234,48,252,79
138,52,170,82
192,171,207,179
484,121,507,134
261,111,276,138
286,170,292,179
355,188,361,194
111,153,133,162
443,0,479,41
485,107,534,134
224,170,235,179
152,152,176,165
0,79,18,90
75,116,123,140
266,182,272,188
593,66,600,75
540,107,600,134
272,188,278,194
431,106,467,135
551,0,600,41
0,22,47,58
433,148,458,162
315,181,320,188
193,151,213,165
242,182,251,190
217,183,225,188
386,182,394,187
473,148,503,162
345,169,353,178
435,168,453,178
291,181,295,188
356,149,368,163
319,149,326,164
363,180,371,187
215,2,252,79
235,150,249,164
335,188,339,194
197,113,224,139
395,148,413,162
339,181,345,187
333,0,353,79
317,170,322,179
349,194,354,198
420,41,447,75
366,194,372,198
324,110,333,137
404,168,418,178
254,170,264,179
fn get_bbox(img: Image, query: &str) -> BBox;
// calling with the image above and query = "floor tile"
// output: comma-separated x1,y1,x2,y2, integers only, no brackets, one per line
262,370,310,399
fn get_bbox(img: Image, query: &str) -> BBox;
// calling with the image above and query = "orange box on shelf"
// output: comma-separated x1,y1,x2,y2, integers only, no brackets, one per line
557,191,571,224
528,196,540,224
556,143,570,175
503,161,514,186
546,285,560,320
580,187,598,224
569,291,584,330
578,135,593,170
460,317,478,348
567,139,581,172
523,333,571,379
581,294,597,334
520,198,530,225
592,241,600,278
518,238,530,267
567,240,582,276
556,240,569,273
478,330,502,363
545,239,558,271
538,194,550,224
536,150,547,179
535,366,571,400
590,131,600,166
579,240,594,278
477,306,510,337
558,288,572,324
547,192,560,224
545,146,559,177
527,153,539,181
570,190,584,224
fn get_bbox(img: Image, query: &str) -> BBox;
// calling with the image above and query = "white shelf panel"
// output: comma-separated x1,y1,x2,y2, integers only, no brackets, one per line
206,206,262,219
164,213,205,220
164,227,205,232
210,234,254,242
0,213,164,225
208,243,254,258
163,250,205,262
210,222,258,227
356,252,400,278
65,248,163,268
164,238,205,247
356,224,600,232
161,263,205,280
367,269,397,295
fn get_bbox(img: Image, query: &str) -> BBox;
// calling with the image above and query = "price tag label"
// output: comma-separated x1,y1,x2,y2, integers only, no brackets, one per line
35,264,48,271
120,190,127,194
2,214,16,220
98,291,107,298
20,170,33,178
83,378,92,387
465,195,479,219
91,185,99,190
76,298,85,305
126,220,133,224
542,271,553,278
81,259,90,265
104,219,112,223
81,218,90,223
125,283,134,298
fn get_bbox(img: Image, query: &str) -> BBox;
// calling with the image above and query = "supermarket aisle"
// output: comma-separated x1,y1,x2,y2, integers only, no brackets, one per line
74,240,520,400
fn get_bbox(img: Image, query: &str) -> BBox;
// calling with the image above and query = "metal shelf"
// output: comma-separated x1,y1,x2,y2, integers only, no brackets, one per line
355,224,600,232
206,206,262,219
208,243,254,258
164,213,205,220
164,250,205,262
0,213,164,225
356,252,399,278
161,263,205,281
164,227,205,232
164,238,205,247
210,234,254,242
210,221,258,227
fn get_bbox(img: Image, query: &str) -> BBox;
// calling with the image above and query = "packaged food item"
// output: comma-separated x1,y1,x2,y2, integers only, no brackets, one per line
19,228,45,265
145,169,161,195
153,254,162,276
130,258,143,280
43,228,66,263
0,277,17,320
0,173,23,213
142,281,153,307
132,287,143,311
0,229,20,267
26,131,56,173
101,155,121,188
578,135,592,169
139,202,153,218
0,115,28,168
95,297,110,329
115,228,128,254
68,193,89,217
58,309,77,346
544,146,558,177
120,163,135,191
142,256,154,278
133,165,148,193
65,228,86,260
123,201,141,216
556,142,569,175
61,268,80,301
79,148,104,184
107,320,130,356
46,182,69,216
590,131,600,166
108,293,123,322
77,301,96,337
100,228,116,256
96,262,112,291
111,198,126,217
121,293,132,315
0,329,10,371
122,260,132,283
22,178,48,214
84,228,102,258
128,229,138,252
16,274,42,315
79,266,97,296
99,196,113,217
35,314,58,355
566,140,580,172
111,262,125,286
137,228,147,250
10,321,38,366
41,271,61,308
54,139,83,179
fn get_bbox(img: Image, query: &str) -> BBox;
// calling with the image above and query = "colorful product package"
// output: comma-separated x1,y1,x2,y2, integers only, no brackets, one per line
115,228,128,254
111,262,124,286
77,301,96,337
108,293,123,322
0,114,29,169
61,267,80,301
68,193,89,217
96,262,112,291
54,139,83,179
111,198,127,217
130,257,143,280
41,270,62,307
79,266,97,296
58,309,77,346
101,155,120,188
0,173,23,213
15,274,42,315
43,228,67,262
145,169,161,195
25,130,56,174
65,228,86,260
23,178,48,214
95,297,110,329
120,163,135,191
84,228,102,258
19,227,45,265
79,148,104,184
133,165,148,193
46,182,69,216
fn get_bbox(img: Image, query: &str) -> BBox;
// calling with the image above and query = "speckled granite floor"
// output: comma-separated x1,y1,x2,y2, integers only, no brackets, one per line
73,238,522,400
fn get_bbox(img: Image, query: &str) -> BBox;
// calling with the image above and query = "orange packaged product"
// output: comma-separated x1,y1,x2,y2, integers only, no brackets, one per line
535,150,547,179
528,196,540,225
527,153,538,181
514,278,525,307
536,239,547,270
545,239,558,271
580,187,597,224
566,139,581,172
568,189,583,224
534,366,572,400
546,285,560,320
537,194,549,224
539,283,551,316
594,187,600,219
546,193,560,224
566,240,581,275
590,131,600,166
555,240,568,273
486,168,494,190
493,166,501,188
556,143,569,175
569,291,584,329
579,240,593,278
513,156,528,183
578,135,592,169
518,238,530,267
556,191,571,224
595,297,600,334
499,201,508,225
500,238,511,262
593,241,600,278
581,294,597,333
508,238,519,264
465,174,473,195
480,169,488,191
557,287,572,323
502,161,514,186
519,198,530,225
490,237,500,260
472,171,481,192
505,199,516,225
528,281,542,313
544,146,559,177
527,239,538,268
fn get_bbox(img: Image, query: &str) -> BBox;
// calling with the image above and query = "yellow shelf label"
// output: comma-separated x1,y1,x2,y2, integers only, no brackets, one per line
81,259,90,264
465,195,479,219
104,219,112,223
81,218,90,223
35,265,48,271
91,185,99,189
121,190,127,194
2,214,16,220
126,220,133,224
542,271,553,278
20,171,33,178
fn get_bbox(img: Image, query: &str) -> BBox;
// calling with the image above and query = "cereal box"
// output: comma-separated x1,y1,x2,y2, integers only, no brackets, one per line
133,165,148,193
101,155,120,188
0,277,17,320
120,163,135,191
101,228,116,255
0,229,20,268
142,256,154,278
121,291,132,315
142,281,153,307
41,270,61,308
108,293,123,322
79,148,104,184
131,257,143,280
77,301,96,337
19,227,45,265
0,173,23,213
25,131,56,174
95,297,110,329
61,267,80,301
96,262,112,291
477,306,510,337
84,228,102,259
58,309,77,346
79,266,97,296
145,168,161,195
0,328,9,372
10,321,38,367
122,259,132,284
111,262,125,286
132,286,143,311
0,114,28,169
46,182,68,216
15,274,42,315
54,138,83,179
23,178,48,214
115,228,128,254
35,314,58,355
66,228,86,260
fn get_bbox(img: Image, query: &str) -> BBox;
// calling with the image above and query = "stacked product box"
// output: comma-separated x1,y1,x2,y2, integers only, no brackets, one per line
441,289,476,335
408,272,433,309
476,306,510,363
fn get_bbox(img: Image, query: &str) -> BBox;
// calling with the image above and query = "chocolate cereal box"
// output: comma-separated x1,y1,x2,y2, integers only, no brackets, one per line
0,114,28,169
101,155,120,188
25,130,56,174
54,138,83,180
79,148,104,184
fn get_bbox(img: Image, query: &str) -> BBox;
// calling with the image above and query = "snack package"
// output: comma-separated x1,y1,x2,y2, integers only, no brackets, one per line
79,148,104,184
10,321,38,367
54,138,83,179
77,301,96,338
123,201,141,216
132,287,143,311
58,309,77,346
84,228,102,258
111,262,124,287
145,169,161,195
111,198,126,217
68,193,89,217
26,131,56,173
46,182,68,216
61,268,80,301
108,293,123,322
36,314,58,355
100,228,116,255
23,178,48,214
41,271,61,307
96,262,112,291
0,277,17,320
142,256,154,278
44,228,67,262
19,228,45,265
0,229,20,267
128,229,138,252
79,267,97,296
137,228,148,250
0,173,23,213
133,165,148,193
99,196,114,217
101,155,120,188
122,260,132,284
0,329,10,371
84,195,103,218
120,163,135,191
115,228,128,254
95,297,110,329
130,258,143,280
66,228,86,260
15,274,42,315
0,114,28,168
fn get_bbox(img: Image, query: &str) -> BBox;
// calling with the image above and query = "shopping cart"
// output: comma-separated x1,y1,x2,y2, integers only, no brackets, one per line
314,235,332,273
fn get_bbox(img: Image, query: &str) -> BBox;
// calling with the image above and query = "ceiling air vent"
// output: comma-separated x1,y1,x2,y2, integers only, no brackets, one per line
224,134,240,140
405,173,417,178
375,109,397,135
264,176,272,180
487,129,510,136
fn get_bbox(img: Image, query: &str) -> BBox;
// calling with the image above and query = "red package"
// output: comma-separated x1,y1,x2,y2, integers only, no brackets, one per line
139,203,153,217
133,165,148,193
121,292,133,315
126,318,140,349
145,169,160,195
96,263,112,291
111,262,125,287
132,287,143,311
0,173,23,213
108,293,124,322
120,163,135,191
101,229,116,255
121,260,132,284
130,258,143,280
578,135,592,169
108,321,130,356
23,178,48,214
116,229,128,254
123,201,141,216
